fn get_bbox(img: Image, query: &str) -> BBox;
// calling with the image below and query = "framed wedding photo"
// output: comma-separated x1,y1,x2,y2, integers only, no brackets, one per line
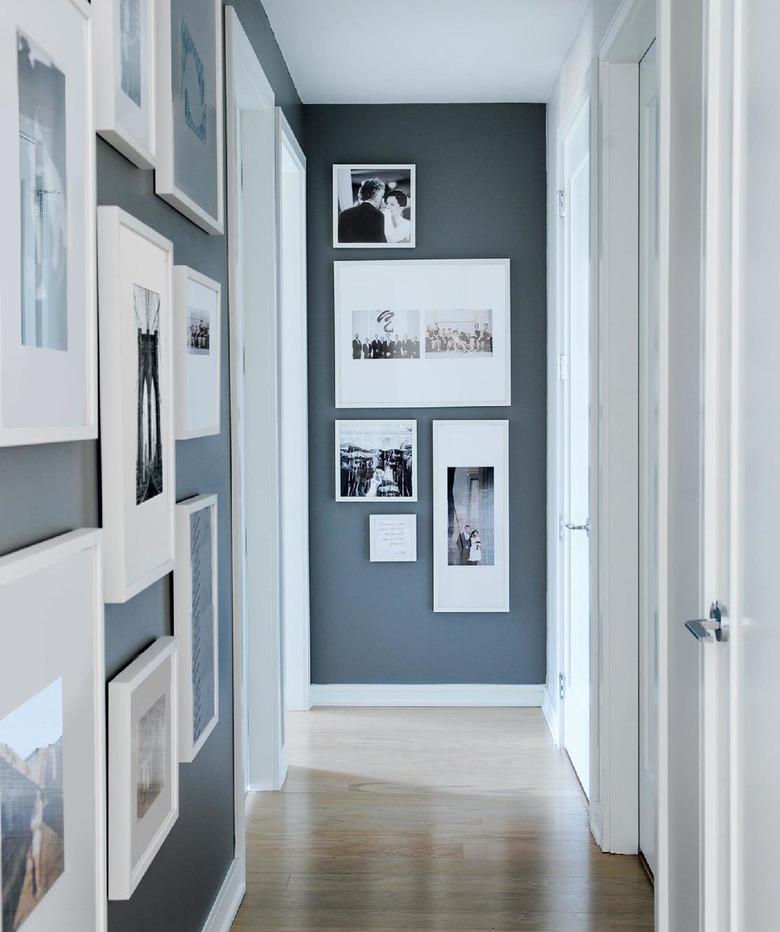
174,495,219,763
0,0,97,447
98,207,176,604
0,530,107,932
155,0,224,234
334,259,511,408
108,637,178,901
93,0,157,168
336,420,418,502
174,266,221,439
333,164,416,248
433,420,510,613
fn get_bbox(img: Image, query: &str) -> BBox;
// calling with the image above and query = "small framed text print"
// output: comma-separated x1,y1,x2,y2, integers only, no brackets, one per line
370,514,417,562
333,164,416,248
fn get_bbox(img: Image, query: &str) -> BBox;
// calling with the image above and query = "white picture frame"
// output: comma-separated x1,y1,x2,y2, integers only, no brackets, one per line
0,529,106,932
108,636,179,901
174,266,221,439
370,514,417,563
433,420,510,613
174,494,219,763
93,0,157,168
98,206,176,604
333,164,416,249
334,259,511,408
155,0,224,234
0,0,97,447
336,420,418,503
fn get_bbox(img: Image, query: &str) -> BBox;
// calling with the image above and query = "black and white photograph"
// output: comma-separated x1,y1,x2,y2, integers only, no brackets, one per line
447,467,495,567
18,31,68,353
135,284,164,506
187,309,211,355
333,165,416,248
0,679,65,932
135,695,167,821
336,420,417,501
425,310,494,358
190,507,215,746
351,309,420,360
120,0,142,108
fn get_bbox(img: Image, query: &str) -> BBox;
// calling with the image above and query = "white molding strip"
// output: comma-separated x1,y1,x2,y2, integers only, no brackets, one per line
201,857,246,932
310,684,545,707
542,686,560,745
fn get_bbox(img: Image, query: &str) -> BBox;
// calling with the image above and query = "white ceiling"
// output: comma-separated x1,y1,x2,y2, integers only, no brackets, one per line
262,0,590,104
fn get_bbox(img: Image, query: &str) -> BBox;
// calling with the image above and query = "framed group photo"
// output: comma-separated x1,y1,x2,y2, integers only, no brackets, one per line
333,164,416,248
432,420,510,613
336,420,417,502
334,259,511,408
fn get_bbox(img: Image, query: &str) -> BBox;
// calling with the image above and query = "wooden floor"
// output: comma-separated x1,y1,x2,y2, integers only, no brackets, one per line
233,708,653,931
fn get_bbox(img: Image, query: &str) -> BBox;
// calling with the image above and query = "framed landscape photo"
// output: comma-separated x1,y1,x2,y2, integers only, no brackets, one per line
0,529,106,932
370,514,417,563
174,266,221,439
98,207,176,604
336,420,417,502
333,164,416,248
334,260,511,408
433,420,510,612
93,0,157,168
0,0,97,447
108,637,178,901
155,0,224,234
174,495,219,763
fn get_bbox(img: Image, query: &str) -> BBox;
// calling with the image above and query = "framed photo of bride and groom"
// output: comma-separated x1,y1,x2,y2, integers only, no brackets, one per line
333,164,416,248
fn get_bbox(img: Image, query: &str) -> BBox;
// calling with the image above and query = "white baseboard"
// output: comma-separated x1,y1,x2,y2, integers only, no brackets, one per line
309,683,545,707
589,801,604,850
542,685,560,745
201,856,245,932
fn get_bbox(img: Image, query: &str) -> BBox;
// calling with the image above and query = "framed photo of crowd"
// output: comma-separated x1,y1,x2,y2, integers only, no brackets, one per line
334,259,511,408
333,164,416,248
335,420,417,502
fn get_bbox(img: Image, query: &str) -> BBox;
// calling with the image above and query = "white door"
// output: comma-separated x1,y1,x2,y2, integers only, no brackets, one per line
561,97,591,797
638,38,659,878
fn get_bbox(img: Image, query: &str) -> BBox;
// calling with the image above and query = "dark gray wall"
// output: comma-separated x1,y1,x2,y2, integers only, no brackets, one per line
305,104,547,685
0,3,301,931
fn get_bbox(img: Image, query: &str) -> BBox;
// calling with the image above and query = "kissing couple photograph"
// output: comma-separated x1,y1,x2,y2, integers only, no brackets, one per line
334,165,416,248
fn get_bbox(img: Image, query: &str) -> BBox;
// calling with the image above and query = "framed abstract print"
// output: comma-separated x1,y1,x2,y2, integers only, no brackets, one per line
334,259,511,408
0,0,97,446
336,420,417,503
174,495,219,763
174,266,221,439
333,164,416,248
433,420,510,612
155,0,224,233
98,207,176,604
93,0,157,168
0,530,106,932
108,637,178,901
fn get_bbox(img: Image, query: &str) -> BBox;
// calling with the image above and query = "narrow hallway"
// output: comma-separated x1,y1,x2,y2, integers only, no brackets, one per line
233,709,653,931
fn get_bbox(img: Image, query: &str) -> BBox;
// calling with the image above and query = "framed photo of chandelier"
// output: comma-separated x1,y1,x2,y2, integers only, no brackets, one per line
98,207,176,604
155,0,224,234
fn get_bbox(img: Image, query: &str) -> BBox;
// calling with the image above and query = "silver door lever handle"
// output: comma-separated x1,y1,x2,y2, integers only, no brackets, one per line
565,521,590,535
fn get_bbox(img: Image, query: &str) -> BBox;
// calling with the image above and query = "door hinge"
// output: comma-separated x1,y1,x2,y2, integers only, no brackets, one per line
557,189,566,218
559,673,566,700
558,354,568,381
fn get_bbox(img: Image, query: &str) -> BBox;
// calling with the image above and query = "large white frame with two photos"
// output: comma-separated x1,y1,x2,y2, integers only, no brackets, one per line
334,259,511,408
174,494,219,764
333,163,416,249
98,206,176,604
0,0,97,447
155,0,224,234
335,419,418,503
433,420,510,613
108,636,179,901
93,0,157,168
0,529,106,932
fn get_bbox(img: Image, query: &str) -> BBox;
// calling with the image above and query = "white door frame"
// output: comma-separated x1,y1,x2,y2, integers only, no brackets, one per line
275,108,311,712
226,6,287,796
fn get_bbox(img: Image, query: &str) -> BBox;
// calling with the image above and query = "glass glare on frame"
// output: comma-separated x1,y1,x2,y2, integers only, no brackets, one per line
17,31,68,352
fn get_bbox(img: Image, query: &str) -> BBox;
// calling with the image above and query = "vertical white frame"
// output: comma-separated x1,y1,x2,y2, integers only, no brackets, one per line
276,108,311,713
155,0,224,234
175,494,219,763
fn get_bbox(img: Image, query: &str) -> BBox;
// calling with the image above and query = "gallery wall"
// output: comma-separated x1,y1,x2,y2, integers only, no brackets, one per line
305,104,548,685
0,2,301,931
